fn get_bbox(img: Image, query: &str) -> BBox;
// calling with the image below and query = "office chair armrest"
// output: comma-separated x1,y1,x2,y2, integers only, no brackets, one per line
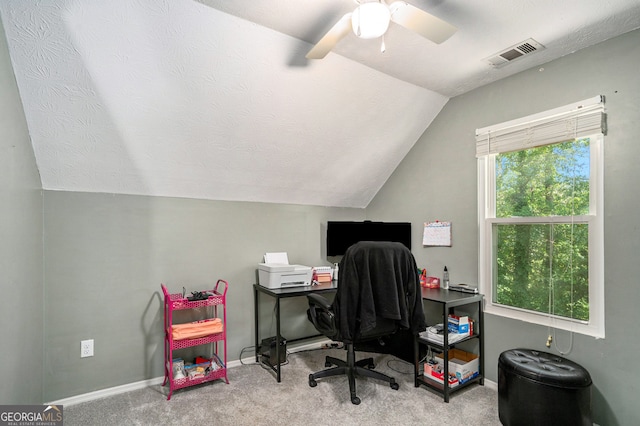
307,293,332,310
307,293,339,340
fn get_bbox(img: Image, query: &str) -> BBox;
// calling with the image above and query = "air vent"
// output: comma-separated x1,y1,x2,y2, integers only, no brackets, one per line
484,38,545,68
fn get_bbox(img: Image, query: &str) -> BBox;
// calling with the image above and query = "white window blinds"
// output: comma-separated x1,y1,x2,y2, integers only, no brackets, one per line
475,95,606,157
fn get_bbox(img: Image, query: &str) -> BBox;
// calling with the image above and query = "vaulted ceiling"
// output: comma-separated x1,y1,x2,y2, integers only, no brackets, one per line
2,0,639,208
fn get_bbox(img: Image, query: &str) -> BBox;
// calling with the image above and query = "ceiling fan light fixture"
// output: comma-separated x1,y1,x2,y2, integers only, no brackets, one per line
306,0,457,60
351,2,391,39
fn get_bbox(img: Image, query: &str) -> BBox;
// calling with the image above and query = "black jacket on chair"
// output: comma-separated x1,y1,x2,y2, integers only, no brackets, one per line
306,240,426,404
333,241,426,343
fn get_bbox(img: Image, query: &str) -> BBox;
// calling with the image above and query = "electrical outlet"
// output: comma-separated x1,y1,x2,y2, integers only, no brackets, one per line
81,339,94,358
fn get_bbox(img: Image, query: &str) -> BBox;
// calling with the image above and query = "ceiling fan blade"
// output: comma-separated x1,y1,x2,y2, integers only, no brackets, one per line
306,13,353,59
389,1,457,44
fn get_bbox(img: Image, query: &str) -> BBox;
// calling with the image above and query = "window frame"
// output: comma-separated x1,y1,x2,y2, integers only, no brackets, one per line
477,133,604,339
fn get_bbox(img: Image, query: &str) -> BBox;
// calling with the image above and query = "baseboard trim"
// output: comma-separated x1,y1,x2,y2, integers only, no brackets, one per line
47,339,332,407
46,376,166,407
484,378,498,391
49,340,501,406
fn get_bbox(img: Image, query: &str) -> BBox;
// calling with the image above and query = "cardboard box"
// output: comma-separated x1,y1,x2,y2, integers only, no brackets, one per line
435,348,479,381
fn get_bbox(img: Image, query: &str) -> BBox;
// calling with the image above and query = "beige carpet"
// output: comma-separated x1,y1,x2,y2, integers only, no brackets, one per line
64,347,500,425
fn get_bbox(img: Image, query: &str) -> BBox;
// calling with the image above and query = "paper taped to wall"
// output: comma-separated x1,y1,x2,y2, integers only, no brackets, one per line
423,221,452,246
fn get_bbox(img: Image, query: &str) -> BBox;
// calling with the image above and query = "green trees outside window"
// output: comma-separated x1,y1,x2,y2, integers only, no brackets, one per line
493,139,590,321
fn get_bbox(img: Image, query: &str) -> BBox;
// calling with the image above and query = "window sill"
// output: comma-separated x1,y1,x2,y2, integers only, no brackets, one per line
484,302,604,339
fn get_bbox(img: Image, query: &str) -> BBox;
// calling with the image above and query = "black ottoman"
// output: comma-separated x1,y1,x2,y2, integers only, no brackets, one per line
498,349,592,426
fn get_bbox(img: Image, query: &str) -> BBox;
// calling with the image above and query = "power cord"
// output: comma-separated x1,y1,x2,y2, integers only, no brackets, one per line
386,358,414,375
240,344,292,369
238,345,260,365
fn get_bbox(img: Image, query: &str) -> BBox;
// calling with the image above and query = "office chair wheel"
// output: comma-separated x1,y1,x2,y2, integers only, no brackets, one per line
351,396,361,405
324,361,332,367
309,375,317,387
390,381,399,391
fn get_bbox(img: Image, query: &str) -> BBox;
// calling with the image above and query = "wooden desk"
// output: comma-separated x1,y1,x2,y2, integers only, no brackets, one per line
253,281,338,382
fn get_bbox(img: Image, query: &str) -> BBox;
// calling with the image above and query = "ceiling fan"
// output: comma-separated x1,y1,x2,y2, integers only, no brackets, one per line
306,0,457,59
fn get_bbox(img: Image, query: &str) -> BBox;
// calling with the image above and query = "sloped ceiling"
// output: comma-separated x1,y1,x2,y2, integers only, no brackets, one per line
1,1,639,208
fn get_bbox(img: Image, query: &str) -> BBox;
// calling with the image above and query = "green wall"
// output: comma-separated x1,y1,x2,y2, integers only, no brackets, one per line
42,192,361,400
0,14,44,404
368,29,640,426
3,5,640,422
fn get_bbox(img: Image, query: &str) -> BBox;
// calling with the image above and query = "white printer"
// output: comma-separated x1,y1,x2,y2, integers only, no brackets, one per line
258,252,313,289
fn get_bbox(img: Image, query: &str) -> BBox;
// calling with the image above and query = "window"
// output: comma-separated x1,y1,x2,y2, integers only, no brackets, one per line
476,97,605,338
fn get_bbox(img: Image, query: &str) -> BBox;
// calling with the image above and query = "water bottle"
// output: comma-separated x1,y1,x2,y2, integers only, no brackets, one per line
443,266,450,290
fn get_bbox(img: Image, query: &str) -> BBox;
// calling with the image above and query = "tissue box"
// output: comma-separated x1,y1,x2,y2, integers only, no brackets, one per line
447,315,469,334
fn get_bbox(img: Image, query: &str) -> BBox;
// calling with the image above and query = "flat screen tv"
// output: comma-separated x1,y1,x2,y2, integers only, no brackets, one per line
326,221,412,256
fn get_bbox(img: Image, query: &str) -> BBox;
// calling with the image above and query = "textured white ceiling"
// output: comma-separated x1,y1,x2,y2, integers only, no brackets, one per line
1,0,639,208
203,0,640,96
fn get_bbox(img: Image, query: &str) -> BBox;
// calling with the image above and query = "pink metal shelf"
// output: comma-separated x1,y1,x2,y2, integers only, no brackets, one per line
162,280,229,400
170,331,225,350
169,367,228,391
166,293,226,311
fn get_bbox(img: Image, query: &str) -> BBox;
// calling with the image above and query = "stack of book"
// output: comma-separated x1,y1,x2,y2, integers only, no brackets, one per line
313,266,333,283
419,323,469,345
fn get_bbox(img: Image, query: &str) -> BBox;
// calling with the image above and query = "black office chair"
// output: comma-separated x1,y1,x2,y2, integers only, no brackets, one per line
306,241,426,404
